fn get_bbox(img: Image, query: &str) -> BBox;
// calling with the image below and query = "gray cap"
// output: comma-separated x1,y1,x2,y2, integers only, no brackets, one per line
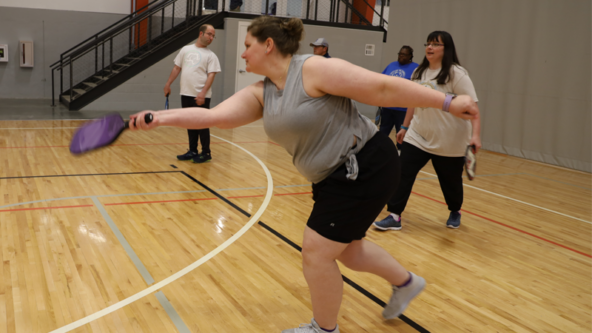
310,38,328,47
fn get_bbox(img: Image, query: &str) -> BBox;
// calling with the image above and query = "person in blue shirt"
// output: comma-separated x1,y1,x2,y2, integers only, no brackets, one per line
310,38,331,58
379,46,418,145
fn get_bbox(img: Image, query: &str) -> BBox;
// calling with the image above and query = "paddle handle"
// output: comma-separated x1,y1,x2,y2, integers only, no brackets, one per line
125,113,153,129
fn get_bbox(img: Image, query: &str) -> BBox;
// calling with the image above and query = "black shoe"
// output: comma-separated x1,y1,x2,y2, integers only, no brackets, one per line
446,211,461,228
177,150,198,161
192,153,212,164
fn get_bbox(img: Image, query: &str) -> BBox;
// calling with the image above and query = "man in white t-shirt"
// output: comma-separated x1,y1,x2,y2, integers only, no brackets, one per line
164,24,221,163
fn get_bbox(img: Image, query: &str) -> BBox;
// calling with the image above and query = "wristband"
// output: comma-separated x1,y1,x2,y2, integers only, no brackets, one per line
401,125,409,131
442,93,457,112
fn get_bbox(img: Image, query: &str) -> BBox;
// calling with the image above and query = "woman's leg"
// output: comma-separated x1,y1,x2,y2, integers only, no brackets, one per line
336,239,409,285
337,239,425,320
431,154,465,212
386,142,432,215
302,226,349,330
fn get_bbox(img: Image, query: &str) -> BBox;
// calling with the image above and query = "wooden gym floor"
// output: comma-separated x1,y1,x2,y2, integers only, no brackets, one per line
0,117,590,333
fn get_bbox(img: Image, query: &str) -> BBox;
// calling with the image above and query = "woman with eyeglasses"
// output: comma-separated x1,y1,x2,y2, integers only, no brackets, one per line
374,31,481,231
131,19,479,333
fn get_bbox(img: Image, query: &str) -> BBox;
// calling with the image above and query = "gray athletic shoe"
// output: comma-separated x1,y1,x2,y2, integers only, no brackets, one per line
282,318,339,333
382,272,426,320
373,214,402,231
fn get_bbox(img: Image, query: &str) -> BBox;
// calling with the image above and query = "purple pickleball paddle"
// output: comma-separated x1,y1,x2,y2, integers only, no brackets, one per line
70,113,152,155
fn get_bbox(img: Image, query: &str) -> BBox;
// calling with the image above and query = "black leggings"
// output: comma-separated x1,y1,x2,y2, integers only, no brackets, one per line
181,95,211,154
387,142,465,214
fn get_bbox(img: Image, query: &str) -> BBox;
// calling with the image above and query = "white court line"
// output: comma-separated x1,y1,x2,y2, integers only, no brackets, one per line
49,134,274,333
419,170,592,224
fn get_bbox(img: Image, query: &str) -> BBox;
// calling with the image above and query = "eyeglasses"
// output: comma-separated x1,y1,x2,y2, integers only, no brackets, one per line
424,43,444,48
398,53,411,56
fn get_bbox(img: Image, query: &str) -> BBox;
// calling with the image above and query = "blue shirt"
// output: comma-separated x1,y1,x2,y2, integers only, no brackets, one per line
324,53,331,58
381,61,418,112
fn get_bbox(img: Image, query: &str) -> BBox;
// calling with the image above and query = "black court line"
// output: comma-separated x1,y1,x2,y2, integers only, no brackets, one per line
0,170,179,180
178,171,429,333
180,171,252,217
258,221,430,333
170,165,178,169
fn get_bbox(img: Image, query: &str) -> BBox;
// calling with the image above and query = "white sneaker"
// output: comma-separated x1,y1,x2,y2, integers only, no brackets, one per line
282,318,339,333
382,272,426,320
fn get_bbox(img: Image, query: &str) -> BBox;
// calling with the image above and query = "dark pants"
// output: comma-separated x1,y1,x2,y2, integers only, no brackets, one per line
181,95,211,155
387,142,465,214
379,108,406,148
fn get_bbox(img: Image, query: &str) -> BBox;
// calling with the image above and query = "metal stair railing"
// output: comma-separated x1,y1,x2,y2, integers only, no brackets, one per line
50,0,228,107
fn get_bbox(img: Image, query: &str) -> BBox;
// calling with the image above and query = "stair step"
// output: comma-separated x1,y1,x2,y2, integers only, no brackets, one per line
104,69,120,73
83,82,97,88
73,89,86,95
94,76,108,80
62,95,71,102
115,63,130,67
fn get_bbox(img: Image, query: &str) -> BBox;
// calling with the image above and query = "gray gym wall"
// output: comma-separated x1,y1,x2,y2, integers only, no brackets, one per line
0,6,126,100
1,1,590,172
383,0,591,172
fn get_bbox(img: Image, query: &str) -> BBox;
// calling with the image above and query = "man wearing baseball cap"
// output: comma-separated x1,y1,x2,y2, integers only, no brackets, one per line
310,38,331,58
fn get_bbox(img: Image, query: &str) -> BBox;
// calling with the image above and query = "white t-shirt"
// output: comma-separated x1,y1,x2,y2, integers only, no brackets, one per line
405,65,479,157
174,44,221,98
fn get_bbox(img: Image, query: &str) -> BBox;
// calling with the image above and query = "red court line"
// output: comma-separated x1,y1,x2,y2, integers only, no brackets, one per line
0,145,70,149
0,141,277,150
5,189,585,259
0,204,94,213
104,197,217,206
228,192,311,199
411,191,592,258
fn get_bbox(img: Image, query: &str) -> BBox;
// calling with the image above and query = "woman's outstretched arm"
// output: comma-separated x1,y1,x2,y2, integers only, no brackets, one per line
129,81,265,131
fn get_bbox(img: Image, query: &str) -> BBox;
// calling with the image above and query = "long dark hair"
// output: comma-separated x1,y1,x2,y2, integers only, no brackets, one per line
411,31,460,84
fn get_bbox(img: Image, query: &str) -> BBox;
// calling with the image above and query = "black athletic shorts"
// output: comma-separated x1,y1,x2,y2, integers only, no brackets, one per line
307,131,400,243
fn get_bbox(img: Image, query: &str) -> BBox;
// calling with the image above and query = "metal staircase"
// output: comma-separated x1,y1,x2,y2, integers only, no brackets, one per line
50,0,226,110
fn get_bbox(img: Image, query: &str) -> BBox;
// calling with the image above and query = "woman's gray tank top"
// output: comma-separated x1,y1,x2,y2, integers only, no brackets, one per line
263,54,377,183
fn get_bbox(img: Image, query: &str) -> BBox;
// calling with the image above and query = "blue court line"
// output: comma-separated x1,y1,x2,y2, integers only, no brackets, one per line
523,173,591,191
0,189,208,209
0,185,315,210
416,172,524,181
92,197,193,331
155,291,192,333
91,197,155,285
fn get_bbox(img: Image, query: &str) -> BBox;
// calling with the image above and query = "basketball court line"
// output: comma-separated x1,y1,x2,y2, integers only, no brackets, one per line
3,186,588,259
522,173,591,190
410,191,592,258
0,140,279,150
93,196,192,332
257,221,431,333
2,169,587,331
418,170,591,224
92,197,155,284
0,127,80,129
49,135,274,333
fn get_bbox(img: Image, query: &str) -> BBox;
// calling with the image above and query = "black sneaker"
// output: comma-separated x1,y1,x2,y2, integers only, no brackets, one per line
177,150,198,161
446,211,461,228
192,153,212,164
